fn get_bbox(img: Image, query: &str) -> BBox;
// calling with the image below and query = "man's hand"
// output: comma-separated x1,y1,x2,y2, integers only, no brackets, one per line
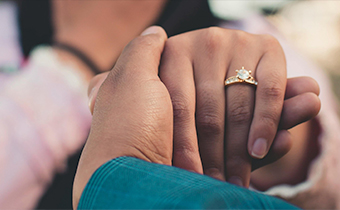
73,26,173,209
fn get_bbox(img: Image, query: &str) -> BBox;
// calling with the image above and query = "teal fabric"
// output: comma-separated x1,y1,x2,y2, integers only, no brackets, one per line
78,157,299,209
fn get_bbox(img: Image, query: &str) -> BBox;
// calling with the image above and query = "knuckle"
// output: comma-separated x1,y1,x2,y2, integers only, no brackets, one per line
260,34,281,50
202,27,225,53
235,30,252,46
173,140,195,154
261,34,279,44
163,37,182,57
104,65,125,89
225,154,248,169
166,36,179,46
171,95,193,122
226,154,243,163
262,84,284,101
204,166,224,179
129,35,162,51
196,112,223,136
193,81,226,136
259,111,279,130
228,101,252,125
196,90,224,136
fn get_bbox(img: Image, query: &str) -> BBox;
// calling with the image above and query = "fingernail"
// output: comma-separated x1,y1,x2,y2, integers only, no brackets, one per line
251,138,268,159
141,26,160,36
88,87,96,114
228,176,244,187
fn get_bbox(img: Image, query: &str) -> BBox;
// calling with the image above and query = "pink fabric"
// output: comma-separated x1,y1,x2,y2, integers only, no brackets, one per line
0,2,22,68
0,49,92,209
0,3,92,208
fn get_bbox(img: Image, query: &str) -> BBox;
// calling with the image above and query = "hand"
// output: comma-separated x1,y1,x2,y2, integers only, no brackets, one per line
73,26,173,208
86,27,321,189
158,27,320,187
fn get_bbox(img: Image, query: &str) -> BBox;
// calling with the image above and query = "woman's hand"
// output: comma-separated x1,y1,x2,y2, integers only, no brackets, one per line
86,26,321,189
73,26,173,208
159,27,320,187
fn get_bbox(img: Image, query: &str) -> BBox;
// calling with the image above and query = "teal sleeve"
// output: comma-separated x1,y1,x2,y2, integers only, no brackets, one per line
78,156,299,209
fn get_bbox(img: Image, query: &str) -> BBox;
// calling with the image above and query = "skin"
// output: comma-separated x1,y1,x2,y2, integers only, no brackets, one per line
86,28,320,203
52,0,167,72
73,26,173,209
158,28,320,186
88,28,321,188
251,117,320,190
51,1,321,207
159,29,289,186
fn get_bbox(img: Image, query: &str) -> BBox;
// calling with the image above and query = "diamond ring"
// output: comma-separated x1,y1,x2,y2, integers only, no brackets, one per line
225,67,258,86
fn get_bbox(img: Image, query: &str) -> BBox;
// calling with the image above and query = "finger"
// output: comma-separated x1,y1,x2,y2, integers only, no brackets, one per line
92,25,173,165
159,38,203,174
193,32,230,180
110,26,168,83
248,38,286,160
90,26,168,115
252,130,292,171
251,92,320,170
88,72,109,114
280,92,321,130
285,77,320,99
225,59,259,187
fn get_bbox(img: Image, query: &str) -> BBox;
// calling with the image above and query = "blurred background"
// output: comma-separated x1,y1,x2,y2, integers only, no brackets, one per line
209,0,340,113
0,0,339,209
9,0,340,110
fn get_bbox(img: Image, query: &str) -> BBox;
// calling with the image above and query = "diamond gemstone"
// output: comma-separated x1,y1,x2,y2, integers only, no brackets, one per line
237,69,250,80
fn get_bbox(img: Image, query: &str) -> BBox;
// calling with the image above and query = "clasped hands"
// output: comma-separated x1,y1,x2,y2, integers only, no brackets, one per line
74,26,320,206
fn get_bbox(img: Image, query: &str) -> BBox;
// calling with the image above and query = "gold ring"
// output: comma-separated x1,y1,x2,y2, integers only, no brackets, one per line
225,67,258,86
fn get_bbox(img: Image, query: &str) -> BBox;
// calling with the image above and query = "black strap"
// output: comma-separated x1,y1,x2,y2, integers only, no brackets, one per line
53,42,103,75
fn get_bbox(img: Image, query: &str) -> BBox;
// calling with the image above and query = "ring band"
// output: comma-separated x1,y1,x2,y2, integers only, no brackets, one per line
225,67,258,86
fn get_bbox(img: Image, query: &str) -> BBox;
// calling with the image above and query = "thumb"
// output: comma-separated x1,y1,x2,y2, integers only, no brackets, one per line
87,26,168,114
110,26,168,81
